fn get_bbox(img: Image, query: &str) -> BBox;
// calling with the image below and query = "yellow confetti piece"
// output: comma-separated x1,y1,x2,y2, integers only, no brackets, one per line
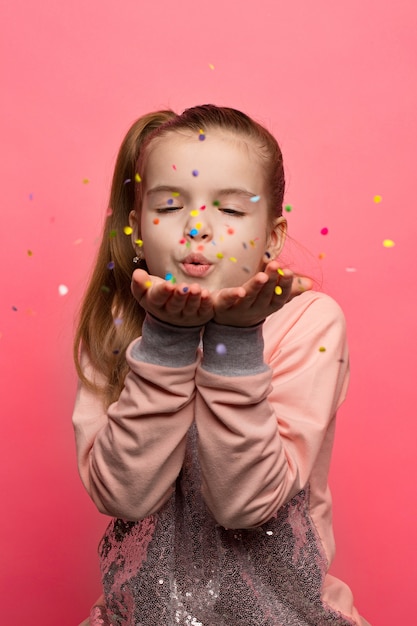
172,191,180,197
144,280,152,288
190,210,199,217
209,63,215,70
216,252,224,259
373,195,382,203
82,178,89,184
229,257,237,263
277,268,284,276
383,239,395,247
27,250,33,256
195,222,202,229
135,173,142,182
123,226,133,235
319,346,326,352
275,286,283,295
135,238,143,247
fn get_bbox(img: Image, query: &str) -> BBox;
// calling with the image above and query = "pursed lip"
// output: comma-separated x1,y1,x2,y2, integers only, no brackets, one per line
180,253,214,277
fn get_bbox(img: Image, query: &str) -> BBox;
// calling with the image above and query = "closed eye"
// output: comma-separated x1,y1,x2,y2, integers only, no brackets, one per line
155,206,183,213
220,208,245,216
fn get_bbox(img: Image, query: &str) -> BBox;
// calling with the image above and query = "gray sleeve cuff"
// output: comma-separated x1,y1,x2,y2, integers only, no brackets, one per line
201,321,268,376
130,314,202,367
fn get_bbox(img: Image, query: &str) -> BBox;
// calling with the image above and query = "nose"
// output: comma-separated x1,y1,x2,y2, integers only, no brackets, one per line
185,211,213,242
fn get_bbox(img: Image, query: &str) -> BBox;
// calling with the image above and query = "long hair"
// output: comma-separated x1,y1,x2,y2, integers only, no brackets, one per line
74,105,285,405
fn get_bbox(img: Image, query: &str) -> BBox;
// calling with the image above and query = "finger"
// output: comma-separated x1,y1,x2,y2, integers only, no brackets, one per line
289,275,313,297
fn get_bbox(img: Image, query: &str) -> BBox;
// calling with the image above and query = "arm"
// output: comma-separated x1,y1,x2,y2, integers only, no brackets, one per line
72,315,202,520
195,292,349,529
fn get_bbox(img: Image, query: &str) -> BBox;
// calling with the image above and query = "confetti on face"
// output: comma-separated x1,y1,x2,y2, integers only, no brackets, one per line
135,173,142,182
275,286,283,295
216,252,224,259
383,239,395,247
320,227,329,235
284,205,292,212
190,210,199,217
183,286,189,293
165,272,173,281
227,228,235,235
229,257,237,263
153,218,160,225
192,170,199,177
213,200,220,206
82,179,89,184
167,198,174,205
250,195,261,203
199,133,206,141
319,346,326,352
200,205,206,211
58,284,69,296
179,238,186,244
123,226,133,235
216,343,227,355
172,164,177,170
374,195,382,203
107,261,115,270
197,245,204,252
242,266,251,273
172,191,180,197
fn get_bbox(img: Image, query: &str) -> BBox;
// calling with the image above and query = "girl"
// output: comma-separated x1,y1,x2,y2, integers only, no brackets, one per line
73,105,369,625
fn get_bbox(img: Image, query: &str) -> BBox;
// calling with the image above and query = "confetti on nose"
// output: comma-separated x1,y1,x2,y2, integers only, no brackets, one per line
123,226,133,235
135,173,142,182
275,286,283,295
383,239,395,247
216,343,227,355
284,205,292,212
374,195,382,203
107,261,115,270
189,228,198,236
192,170,199,177
190,210,199,217
320,227,329,235
319,346,326,352
229,257,237,263
250,195,261,203
58,284,69,296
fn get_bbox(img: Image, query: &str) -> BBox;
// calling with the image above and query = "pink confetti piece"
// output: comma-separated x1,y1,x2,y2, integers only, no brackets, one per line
320,227,328,235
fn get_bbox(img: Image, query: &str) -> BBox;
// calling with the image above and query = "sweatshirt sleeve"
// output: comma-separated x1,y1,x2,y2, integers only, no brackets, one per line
194,292,349,529
72,315,202,521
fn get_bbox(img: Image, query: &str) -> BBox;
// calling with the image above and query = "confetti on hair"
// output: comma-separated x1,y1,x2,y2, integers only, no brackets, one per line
383,239,395,247
284,205,292,212
250,195,261,203
374,195,382,203
123,226,133,235
135,238,143,247
27,250,33,257
319,346,326,352
109,229,117,238
135,173,142,183
216,252,224,259
192,170,199,177
123,179,131,185
216,343,227,355
58,284,69,296
114,317,123,326
101,285,111,293
82,179,89,184
153,218,160,225
275,286,283,295
277,268,285,276
107,261,115,270
320,227,328,235
112,349,120,355
190,210,199,217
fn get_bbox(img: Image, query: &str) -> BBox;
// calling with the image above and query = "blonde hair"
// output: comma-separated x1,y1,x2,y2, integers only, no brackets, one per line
74,105,285,405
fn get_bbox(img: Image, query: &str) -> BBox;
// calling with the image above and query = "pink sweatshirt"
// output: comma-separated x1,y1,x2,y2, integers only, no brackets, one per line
72,290,370,625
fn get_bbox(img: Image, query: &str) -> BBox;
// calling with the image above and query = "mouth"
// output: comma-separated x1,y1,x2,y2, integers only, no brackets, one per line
180,253,213,278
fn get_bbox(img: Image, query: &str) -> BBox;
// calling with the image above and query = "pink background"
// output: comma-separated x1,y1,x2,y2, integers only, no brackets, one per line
1,1,415,624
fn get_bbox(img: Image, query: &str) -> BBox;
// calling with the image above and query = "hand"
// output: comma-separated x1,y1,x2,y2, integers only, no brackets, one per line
131,269,214,327
211,261,312,327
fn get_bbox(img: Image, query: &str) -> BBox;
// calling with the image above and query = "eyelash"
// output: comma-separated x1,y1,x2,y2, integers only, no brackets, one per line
220,208,245,217
156,206,183,213
154,207,245,217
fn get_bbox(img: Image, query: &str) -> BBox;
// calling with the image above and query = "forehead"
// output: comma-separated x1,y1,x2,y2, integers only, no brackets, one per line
143,128,265,191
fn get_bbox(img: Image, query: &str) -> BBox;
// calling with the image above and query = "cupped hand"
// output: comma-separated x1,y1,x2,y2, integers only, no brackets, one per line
212,261,313,327
131,269,214,327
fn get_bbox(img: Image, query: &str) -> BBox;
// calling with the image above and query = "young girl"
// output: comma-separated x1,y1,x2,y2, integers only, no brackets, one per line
73,105,369,625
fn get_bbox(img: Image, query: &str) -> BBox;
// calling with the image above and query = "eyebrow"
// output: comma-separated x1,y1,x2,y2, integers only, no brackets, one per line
147,185,257,198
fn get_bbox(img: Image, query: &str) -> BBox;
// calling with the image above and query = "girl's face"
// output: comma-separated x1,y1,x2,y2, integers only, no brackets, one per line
131,129,286,291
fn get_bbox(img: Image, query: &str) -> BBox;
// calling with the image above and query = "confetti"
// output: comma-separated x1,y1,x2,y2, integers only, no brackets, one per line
320,227,328,235
153,218,160,225
58,284,69,296
144,280,152,288
209,63,215,70
192,170,199,177
101,285,111,293
216,343,227,355
114,317,123,326
275,286,283,295
107,261,115,270
27,250,33,257
200,205,206,210
213,200,220,206
264,251,271,259
277,268,285,276
123,179,131,185
12,306,18,311
216,252,224,259
172,164,177,170
318,252,326,259
190,210,199,217
82,178,89,184
250,195,261,203
106,207,113,216
373,195,382,203
284,205,292,212
123,226,133,235
195,222,202,229
383,239,395,248
167,198,174,205
189,228,198,236
135,238,143,247
183,286,189,293
229,257,237,263
109,229,117,238
227,228,235,235
165,273,173,281
172,191,180,197
198,132,206,141
242,266,251,273
179,238,186,244
135,173,142,182
319,346,326,352
197,245,204,252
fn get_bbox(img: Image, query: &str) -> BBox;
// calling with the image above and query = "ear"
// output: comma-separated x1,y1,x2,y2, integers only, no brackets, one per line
266,216,287,259
129,210,143,254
